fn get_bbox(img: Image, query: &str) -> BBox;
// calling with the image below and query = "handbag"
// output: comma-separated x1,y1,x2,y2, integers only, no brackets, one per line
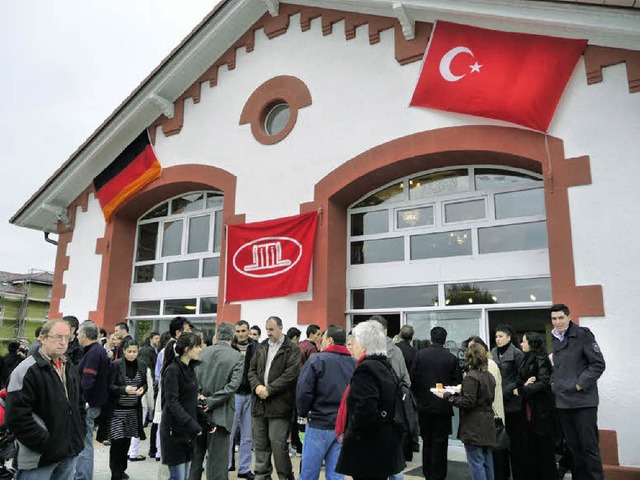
492,410,510,451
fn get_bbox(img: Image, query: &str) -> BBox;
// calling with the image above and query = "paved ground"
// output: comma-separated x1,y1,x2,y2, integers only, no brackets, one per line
92,428,470,479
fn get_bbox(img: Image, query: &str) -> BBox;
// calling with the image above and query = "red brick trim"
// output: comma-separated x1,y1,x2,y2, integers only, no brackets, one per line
297,125,604,330
584,45,640,93
239,76,312,145
50,185,95,320
90,164,241,331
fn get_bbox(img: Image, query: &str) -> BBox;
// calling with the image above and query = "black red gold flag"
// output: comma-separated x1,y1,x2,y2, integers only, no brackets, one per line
93,131,161,222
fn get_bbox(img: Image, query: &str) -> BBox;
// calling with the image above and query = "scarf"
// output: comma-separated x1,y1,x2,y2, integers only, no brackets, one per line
334,354,366,439
323,345,350,355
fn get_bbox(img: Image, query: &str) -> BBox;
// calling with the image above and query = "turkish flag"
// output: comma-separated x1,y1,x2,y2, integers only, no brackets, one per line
410,21,587,132
225,212,318,302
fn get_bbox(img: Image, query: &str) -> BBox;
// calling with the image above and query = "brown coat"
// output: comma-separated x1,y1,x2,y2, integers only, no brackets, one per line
450,369,496,447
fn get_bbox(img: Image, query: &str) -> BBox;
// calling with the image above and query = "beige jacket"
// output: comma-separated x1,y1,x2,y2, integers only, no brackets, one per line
488,358,505,420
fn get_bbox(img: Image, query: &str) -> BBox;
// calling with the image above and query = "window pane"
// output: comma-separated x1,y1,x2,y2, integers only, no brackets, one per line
164,298,197,315
478,222,547,254
411,230,472,259
213,210,223,253
445,199,486,223
130,301,160,316
200,297,218,314
409,169,468,200
397,207,434,229
350,210,388,236
141,202,168,220
495,188,545,219
188,215,210,253
350,238,404,264
206,192,223,209
171,193,205,215
202,257,220,277
445,277,551,305
166,260,199,280
136,223,158,261
134,264,163,283
162,220,183,256
351,285,439,309
475,168,541,190
353,182,405,208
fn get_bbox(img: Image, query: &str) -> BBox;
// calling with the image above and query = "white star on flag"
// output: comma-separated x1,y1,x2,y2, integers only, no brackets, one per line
470,62,482,73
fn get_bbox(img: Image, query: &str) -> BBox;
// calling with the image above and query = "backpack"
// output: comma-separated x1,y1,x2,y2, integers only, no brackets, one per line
392,376,420,453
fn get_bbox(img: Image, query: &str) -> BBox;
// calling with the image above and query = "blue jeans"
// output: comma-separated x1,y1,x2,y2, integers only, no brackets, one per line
389,474,404,480
299,425,343,480
229,393,253,473
17,455,78,480
464,445,494,480
169,461,191,480
75,406,101,480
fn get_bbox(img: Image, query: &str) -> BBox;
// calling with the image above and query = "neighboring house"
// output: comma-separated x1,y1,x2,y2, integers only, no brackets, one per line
7,0,640,474
0,270,53,352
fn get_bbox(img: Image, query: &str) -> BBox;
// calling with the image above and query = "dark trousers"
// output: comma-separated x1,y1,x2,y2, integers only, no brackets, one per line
419,412,451,480
109,437,132,480
149,423,158,456
492,448,510,480
521,426,557,480
505,410,526,480
557,407,604,480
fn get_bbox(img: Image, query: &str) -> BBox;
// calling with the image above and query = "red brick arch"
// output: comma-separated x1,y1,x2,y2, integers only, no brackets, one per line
297,125,604,329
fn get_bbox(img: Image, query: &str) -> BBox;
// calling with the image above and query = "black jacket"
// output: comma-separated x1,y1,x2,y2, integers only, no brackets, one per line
551,321,605,409
411,344,462,416
248,336,300,418
160,359,203,466
296,346,356,430
97,358,147,442
516,352,556,438
336,355,405,478
5,351,86,469
232,338,257,395
77,342,110,408
396,340,417,372
491,342,524,413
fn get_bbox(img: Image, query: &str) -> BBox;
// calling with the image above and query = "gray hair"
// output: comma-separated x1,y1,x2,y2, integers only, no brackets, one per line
352,320,387,356
216,322,235,342
78,321,99,341
40,319,71,337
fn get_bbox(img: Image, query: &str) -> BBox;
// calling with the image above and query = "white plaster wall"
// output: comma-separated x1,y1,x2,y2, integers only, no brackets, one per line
62,13,640,465
59,193,104,320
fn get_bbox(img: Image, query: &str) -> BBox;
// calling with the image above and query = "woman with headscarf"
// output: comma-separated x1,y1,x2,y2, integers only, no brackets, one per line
335,320,405,480
491,324,525,480
513,331,556,480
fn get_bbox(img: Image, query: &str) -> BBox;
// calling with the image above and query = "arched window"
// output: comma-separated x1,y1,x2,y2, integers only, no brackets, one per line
128,191,223,326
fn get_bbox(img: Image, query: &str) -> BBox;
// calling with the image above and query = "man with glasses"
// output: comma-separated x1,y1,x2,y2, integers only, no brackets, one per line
6,319,86,479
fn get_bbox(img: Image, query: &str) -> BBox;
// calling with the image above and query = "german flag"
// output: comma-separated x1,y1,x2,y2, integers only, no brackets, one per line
93,131,161,222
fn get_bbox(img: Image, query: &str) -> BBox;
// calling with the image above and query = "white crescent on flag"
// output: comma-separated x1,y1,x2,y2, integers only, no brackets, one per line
439,46,475,82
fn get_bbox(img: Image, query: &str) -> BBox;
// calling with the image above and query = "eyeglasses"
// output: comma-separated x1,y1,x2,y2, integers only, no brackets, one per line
46,335,73,343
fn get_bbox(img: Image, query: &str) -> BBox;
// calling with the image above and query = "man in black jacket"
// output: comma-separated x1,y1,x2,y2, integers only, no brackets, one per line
411,326,462,480
551,304,606,480
228,320,258,478
248,316,300,480
6,319,86,478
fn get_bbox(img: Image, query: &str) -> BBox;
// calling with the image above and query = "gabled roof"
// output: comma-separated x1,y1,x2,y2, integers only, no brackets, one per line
10,0,640,233
0,270,53,297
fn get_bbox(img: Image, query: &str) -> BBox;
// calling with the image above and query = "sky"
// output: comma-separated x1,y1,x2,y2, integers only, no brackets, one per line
0,0,219,274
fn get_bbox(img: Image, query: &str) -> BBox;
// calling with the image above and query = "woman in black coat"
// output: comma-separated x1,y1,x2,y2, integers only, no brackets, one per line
160,332,210,480
443,343,496,480
335,320,405,480
491,324,525,480
96,338,147,480
514,332,557,480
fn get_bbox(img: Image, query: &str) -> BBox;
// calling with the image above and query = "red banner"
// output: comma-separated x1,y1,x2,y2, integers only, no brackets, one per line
410,21,587,132
225,212,318,302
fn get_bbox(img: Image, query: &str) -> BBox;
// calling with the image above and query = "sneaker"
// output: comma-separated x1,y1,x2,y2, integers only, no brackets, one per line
238,472,255,480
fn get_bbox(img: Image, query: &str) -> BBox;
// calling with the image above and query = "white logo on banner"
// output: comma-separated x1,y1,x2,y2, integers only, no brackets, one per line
233,236,302,278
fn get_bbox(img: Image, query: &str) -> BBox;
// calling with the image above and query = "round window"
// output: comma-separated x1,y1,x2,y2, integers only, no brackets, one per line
264,103,290,136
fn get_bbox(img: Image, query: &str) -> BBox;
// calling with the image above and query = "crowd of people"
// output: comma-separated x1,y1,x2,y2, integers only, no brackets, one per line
0,303,606,480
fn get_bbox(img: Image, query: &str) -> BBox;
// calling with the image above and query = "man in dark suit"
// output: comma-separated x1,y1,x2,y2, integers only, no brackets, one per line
411,326,462,480
396,325,417,372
